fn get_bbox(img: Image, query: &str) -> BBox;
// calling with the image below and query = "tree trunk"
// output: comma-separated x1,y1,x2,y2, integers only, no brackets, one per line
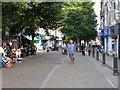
32,33,35,47
79,38,82,52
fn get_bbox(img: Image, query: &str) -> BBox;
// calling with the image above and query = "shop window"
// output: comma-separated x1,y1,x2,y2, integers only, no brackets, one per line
118,1,120,9
110,2,112,9
112,44,114,49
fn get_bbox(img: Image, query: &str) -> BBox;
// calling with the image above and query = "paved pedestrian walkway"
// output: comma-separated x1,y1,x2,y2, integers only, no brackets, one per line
40,53,118,88
93,49,119,70
2,51,67,88
2,51,118,88
100,52,116,69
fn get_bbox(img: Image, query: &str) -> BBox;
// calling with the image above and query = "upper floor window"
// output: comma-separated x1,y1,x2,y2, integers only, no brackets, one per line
113,2,116,9
119,1,120,9
110,2,112,9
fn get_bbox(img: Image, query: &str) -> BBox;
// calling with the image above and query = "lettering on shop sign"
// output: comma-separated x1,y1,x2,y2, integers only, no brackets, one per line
109,28,113,35
103,29,109,36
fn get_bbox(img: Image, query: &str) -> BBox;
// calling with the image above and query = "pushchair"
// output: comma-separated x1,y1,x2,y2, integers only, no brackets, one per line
62,48,67,55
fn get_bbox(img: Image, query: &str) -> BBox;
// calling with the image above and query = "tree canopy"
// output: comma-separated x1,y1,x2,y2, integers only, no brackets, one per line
2,2,64,46
2,2,98,46
60,2,97,42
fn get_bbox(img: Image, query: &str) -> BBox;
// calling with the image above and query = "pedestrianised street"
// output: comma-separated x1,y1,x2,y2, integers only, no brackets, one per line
2,51,118,88
0,1,120,89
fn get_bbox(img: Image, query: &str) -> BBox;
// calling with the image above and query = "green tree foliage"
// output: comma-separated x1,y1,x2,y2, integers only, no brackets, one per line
2,2,97,47
2,2,63,46
60,2,97,42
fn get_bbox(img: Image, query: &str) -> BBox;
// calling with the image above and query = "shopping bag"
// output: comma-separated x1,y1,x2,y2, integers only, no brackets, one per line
6,63,12,68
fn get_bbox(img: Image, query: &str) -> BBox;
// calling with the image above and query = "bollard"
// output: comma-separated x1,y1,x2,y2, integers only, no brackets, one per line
96,50,99,60
102,53,106,65
92,49,95,57
88,50,91,56
113,54,118,76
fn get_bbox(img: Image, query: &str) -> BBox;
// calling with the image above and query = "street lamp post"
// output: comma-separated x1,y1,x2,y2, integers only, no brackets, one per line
0,2,1,46
0,2,2,68
118,19,120,60
112,36,118,76
115,0,120,59
113,0,120,75
118,0,120,59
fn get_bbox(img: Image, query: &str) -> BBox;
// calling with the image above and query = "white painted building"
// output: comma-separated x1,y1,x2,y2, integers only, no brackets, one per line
100,0,120,56
35,28,63,50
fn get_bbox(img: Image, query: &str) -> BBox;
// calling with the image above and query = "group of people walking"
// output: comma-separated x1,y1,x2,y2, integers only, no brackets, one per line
61,40,101,64
0,40,101,68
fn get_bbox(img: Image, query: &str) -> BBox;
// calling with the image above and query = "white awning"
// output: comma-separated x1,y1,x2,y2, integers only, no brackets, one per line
22,34,39,40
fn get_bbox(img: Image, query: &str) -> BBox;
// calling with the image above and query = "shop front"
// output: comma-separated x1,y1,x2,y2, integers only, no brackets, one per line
109,23,119,57
101,27,115,55
101,28,110,53
42,35,51,50
118,23,120,59
2,35,20,48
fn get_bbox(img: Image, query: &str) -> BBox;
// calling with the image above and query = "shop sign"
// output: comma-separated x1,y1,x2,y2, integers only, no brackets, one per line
102,28,114,37
109,24,119,36
34,40,39,43
108,28,113,35
103,28,109,36
36,37,42,40
42,36,51,40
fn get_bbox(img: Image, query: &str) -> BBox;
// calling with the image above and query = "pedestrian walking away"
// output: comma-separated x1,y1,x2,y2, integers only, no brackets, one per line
62,43,67,55
6,43,11,57
68,40,76,64
81,43,85,56
88,44,91,56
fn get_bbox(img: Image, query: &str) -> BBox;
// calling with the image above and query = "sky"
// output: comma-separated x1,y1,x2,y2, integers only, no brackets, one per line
92,0,101,30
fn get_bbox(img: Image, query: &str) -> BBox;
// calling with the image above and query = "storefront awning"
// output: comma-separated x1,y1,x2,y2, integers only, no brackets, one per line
22,34,39,40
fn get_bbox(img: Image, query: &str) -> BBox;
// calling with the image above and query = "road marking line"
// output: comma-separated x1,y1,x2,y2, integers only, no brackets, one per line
40,56,68,88
106,78,117,88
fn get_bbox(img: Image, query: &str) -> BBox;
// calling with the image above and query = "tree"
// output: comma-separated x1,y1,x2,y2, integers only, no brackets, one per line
2,2,64,46
2,2,97,49
60,2,97,46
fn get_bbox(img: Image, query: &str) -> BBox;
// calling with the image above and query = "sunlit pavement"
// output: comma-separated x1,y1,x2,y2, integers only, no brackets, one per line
2,51,118,88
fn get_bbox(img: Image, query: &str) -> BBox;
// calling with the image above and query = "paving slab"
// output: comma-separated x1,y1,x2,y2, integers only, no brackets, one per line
42,53,118,88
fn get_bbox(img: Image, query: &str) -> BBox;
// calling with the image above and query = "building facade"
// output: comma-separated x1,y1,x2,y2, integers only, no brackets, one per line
35,28,63,50
100,0,120,57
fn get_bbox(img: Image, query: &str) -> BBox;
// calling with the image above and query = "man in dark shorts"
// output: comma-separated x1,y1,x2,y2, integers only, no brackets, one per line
68,40,75,64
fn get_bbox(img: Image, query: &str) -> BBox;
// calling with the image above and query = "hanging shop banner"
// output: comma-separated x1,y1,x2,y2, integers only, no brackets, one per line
102,28,114,37
103,28,109,36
